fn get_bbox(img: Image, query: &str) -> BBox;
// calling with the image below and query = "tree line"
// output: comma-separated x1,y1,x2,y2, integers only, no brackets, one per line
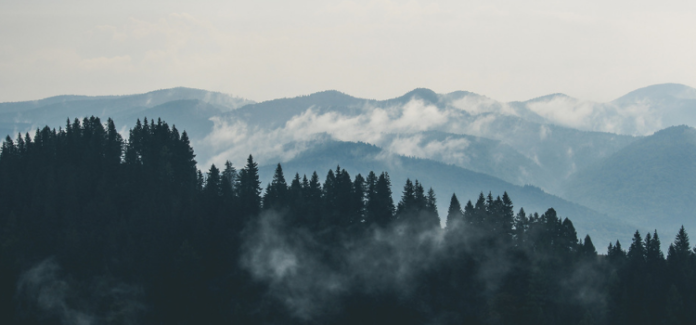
0,117,694,324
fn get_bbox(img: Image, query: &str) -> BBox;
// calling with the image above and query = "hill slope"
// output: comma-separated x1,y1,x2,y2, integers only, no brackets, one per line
259,140,640,248
562,125,696,236
0,87,252,138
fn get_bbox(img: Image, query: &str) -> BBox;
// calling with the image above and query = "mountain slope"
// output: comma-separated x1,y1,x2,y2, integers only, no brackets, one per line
0,87,252,138
259,140,640,248
562,125,696,235
215,88,637,192
612,83,696,104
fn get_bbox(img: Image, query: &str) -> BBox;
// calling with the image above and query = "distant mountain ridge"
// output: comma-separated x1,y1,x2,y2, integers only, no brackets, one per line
3,83,696,248
562,124,696,240
0,87,253,141
258,139,639,247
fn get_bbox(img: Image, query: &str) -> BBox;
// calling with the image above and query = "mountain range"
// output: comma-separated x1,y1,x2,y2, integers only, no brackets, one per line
3,83,696,249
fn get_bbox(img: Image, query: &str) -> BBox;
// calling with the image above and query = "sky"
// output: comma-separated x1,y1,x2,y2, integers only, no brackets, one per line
1,0,695,103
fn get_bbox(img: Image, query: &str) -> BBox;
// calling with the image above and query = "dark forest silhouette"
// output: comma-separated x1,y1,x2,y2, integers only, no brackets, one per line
0,117,695,324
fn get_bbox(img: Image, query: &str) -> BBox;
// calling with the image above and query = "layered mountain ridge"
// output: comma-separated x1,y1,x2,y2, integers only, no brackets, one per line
2,83,696,248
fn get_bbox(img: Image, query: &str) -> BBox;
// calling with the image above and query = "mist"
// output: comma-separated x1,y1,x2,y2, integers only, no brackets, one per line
240,208,607,323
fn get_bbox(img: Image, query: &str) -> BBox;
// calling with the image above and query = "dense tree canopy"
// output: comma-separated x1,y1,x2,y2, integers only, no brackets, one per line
0,117,695,324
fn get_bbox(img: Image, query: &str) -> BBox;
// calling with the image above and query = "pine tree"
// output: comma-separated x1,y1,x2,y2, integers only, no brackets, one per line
351,173,366,226
262,163,288,211
414,181,426,211
471,193,486,226
608,240,627,263
396,179,416,217
305,171,323,229
644,230,666,325
669,226,691,264
500,192,515,239
363,171,378,226
426,188,437,216
204,164,222,197
446,193,464,230
463,200,475,226
424,187,440,229
559,218,578,254
580,235,597,259
105,118,123,167
627,230,646,266
221,161,237,198
371,172,395,227
513,208,528,247
645,231,665,268
237,155,262,218
286,173,305,227
334,166,354,227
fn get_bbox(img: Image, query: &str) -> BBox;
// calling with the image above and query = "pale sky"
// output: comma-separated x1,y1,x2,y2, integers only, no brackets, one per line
1,0,695,103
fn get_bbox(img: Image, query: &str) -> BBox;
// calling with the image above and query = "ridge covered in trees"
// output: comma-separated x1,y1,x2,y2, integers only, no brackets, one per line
0,117,695,324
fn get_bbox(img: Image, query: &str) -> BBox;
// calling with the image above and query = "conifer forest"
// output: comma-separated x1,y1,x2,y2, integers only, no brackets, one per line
1,117,696,325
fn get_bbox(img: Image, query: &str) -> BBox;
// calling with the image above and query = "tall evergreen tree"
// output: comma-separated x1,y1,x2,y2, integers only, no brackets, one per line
351,173,366,226
513,208,529,247
204,164,222,197
580,235,597,259
305,171,323,229
446,193,464,230
237,155,262,218
371,172,395,227
221,160,237,198
262,163,289,211
424,187,440,229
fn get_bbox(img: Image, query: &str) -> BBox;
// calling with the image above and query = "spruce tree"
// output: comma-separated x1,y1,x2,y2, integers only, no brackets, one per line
305,171,323,229
221,161,237,198
424,188,440,229
351,174,366,226
463,200,475,226
513,208,528,247
363,171,378,226
396,179,416,217
237,155,262,218
372,172,395,227
262,163,288,211
472,193,486,226
627,230,646,266
446,193,464,230
581,235,597,259
204,164,222,197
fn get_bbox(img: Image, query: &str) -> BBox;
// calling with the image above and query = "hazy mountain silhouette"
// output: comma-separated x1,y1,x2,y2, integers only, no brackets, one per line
562,125,696,240
4,84,696,244
259,139,640,247
0,87,252,138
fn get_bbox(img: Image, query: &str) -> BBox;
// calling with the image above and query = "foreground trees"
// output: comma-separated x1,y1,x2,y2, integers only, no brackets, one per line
0,117,695,324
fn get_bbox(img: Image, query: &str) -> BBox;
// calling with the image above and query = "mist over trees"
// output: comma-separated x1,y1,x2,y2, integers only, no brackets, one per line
0,117,695,324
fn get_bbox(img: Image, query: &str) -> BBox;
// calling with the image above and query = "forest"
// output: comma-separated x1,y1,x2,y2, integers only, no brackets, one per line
0,117,695,325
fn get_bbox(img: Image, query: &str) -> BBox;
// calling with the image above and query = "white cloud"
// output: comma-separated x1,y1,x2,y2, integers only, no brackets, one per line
524,96,663,135
199,99,455,167
450,95,518,116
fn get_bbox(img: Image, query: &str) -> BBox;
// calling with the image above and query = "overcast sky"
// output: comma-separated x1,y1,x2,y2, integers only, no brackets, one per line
1,0,695,103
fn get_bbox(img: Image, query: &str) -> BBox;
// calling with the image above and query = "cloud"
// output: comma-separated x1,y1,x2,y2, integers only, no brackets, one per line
241,209,608,321
385,134,472,166
450,95,518,116
241,210,448,320
199,99,454,167
524,96,662,135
